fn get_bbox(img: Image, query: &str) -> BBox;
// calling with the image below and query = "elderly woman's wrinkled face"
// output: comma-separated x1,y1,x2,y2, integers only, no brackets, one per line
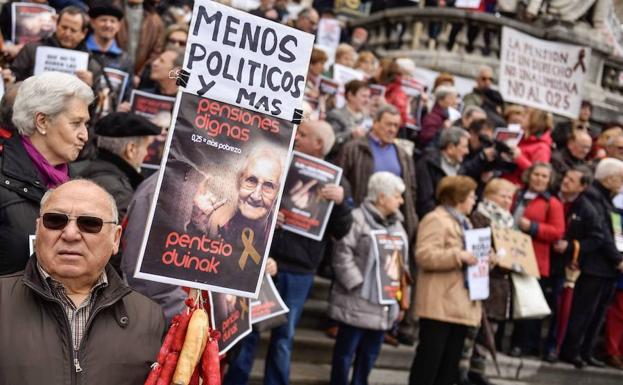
487,188,514,212
39,97,90,165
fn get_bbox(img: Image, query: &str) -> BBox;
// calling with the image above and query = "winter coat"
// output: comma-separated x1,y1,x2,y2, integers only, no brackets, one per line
384,77,409,126
326,106,365,148
79,149,144,219
415,206,481,327
512,191,565,277
419,103,448,149
415,147,447,219
337,135,418,247
116,8,165,76
10,36,103,81
505,131,552,185
0,131,47,275
0,256,165,385
329,201,406,330
550,147,589,192
581,182,623,278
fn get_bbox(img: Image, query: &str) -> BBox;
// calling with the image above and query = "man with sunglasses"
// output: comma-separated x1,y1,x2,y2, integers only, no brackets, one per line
463,65,506,127
0,179,165,385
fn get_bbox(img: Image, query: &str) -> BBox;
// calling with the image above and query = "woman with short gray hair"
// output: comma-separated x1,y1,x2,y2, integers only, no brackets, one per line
329,171,408,385
0,71,94,275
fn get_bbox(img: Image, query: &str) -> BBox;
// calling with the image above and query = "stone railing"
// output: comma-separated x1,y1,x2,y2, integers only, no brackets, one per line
348,7,623,122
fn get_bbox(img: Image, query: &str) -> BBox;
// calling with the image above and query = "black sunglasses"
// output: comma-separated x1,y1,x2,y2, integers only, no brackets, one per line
41,213,117,234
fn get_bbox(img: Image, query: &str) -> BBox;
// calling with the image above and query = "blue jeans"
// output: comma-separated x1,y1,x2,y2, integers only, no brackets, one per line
265,271,315,385
223,330,260,385
330,322,385,385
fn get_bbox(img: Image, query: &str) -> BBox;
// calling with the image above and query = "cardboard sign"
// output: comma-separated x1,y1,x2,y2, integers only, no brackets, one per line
94,67,129,119
316,18,341,51
11,2,55,44
33,46,88,76
492,227,540,278
465,228,491,301
209,292,252,355
499,27,590,119
182,0,315,121
371,230,408,305
280,151,342,240
130,90,176,173
135,93,295,297
250,274,289,324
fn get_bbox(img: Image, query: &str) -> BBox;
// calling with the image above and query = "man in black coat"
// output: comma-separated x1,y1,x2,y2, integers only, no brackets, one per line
560,159,623,368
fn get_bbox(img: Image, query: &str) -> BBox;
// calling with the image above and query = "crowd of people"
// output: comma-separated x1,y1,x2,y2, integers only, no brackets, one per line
1,1,623,385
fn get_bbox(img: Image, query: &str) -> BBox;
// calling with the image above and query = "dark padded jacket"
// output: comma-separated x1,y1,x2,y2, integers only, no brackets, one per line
0,131,47,275
0,256,165,385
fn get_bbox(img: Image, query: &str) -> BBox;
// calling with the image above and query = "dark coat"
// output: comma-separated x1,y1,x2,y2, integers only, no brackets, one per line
0,132,47,275
582,182,623,278
415,148,446,219
550,147,588,192
116,8,164,75
0,257,165,385
271,178,353,274
79,149,144,219
10,35,103,81
337,136,418,247
419,103,448,149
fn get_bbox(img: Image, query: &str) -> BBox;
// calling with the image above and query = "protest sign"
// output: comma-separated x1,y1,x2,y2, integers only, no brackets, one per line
454,0,481,8
401,77,425,130
251,274,289,324
135,92,295,297
33,47,88,75
494,124,524,147
499,27,590,119
11,2,55,44
600,0,623,57
182,0,314,121
333,64,365,108
492,227,540,277
130,90,176,173
611,212,623,252
316,18,341,51
371,230,408,305
465,228,492,301
280,151,342,240
208,292,252,354
369,84,386,99
94,67,129,119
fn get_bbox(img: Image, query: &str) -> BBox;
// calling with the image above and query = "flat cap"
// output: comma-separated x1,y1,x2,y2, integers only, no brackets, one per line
88,1,124,20
95,112,161,137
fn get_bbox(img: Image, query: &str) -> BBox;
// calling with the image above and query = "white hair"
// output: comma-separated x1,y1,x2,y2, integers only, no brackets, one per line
594,158,623,181
304,120,335,157
434,85,458,101
366,172,405,201
40,179,119,224
12,72,94,136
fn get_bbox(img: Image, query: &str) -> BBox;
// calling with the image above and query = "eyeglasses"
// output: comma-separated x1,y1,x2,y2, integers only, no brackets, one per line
41,213,117,234
167,38,186,47
241,176,277,197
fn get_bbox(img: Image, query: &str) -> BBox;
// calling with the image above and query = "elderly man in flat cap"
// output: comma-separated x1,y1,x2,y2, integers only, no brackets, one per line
79,112,159,218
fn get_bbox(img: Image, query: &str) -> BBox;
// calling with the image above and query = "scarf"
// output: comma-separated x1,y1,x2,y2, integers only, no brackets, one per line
21,136,69,188
477,199,514,229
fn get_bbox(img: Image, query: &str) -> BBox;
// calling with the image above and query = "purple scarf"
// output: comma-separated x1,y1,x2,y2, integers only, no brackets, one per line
21,136,69,188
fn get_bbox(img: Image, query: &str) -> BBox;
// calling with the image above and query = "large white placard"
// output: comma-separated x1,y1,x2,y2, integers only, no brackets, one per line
183,0,315,121
465,228,491,301
499,27,590,119
34,47,89,75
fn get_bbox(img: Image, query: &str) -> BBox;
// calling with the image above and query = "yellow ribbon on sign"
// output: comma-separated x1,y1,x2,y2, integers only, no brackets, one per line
239,297,249,321
239,227,261,270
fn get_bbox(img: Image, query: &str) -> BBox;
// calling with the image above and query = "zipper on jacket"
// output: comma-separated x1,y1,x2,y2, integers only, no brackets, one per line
74,355,83,373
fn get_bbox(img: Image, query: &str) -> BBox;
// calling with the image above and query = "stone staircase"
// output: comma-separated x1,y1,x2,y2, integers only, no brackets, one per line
248,277,622,385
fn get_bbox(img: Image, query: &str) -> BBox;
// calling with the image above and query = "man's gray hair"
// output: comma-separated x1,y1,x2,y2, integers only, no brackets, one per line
440,126,470,149
305,120,335,157
595,158,623,182
462,105,485,120
374,104,400,122
366,172,405,201
434,85,458,101
40,179,119,224
12,72,94,136
97,136,143,158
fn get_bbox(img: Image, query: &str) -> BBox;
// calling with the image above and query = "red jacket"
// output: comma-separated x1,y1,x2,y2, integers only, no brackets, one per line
419,103,449,149
385,77,408,126
513,191,565,277
504,131,552,185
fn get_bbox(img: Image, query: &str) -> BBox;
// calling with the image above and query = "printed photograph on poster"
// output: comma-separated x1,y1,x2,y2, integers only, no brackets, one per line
280,151,342,241
11,2,55,44
33,46,88,75
316,18,341,50
251,274,289,324
332,63,365,108
94,67,129,119
208,292,252,355
182,0,315,121
371,230,408,305
465,228,492,301
135,92,295,297
129,90,176,173
494,124,524,147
